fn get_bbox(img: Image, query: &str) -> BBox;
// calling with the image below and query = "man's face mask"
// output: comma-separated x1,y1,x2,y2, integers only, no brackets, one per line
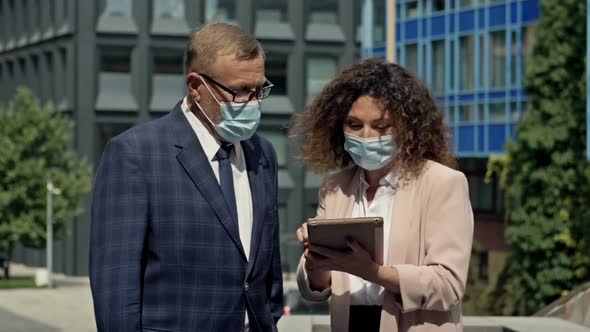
193,76,262,143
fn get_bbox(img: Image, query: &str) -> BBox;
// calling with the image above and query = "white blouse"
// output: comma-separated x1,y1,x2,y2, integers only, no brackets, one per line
348,170,397,305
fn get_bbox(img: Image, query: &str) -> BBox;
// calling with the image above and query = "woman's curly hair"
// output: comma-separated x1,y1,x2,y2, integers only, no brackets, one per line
291,58,455,181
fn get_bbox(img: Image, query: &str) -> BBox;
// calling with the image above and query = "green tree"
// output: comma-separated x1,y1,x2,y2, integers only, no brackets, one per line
0,87,92,278
486,0,590,315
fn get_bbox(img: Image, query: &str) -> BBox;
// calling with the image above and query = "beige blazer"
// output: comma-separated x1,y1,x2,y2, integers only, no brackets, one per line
297,161,474,332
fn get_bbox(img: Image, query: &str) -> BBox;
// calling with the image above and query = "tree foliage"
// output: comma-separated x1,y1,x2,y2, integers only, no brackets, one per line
0,87,92,276
486,0,590,315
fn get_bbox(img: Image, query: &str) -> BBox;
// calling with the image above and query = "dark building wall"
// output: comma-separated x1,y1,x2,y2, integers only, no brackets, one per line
0,0,361,276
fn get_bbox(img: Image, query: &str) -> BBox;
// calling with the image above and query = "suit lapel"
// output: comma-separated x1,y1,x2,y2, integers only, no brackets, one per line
170,104,247,260
242,138,265,278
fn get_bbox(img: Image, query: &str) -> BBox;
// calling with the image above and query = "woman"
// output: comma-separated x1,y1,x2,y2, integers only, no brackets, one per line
293,58,473,332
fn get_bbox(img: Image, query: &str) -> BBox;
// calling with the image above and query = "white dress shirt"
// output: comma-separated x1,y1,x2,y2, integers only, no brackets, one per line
349,169,397,305
181,97,254,260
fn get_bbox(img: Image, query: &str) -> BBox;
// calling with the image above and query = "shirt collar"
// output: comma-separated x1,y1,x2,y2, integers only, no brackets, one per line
359,167,399,190
181,97,222,162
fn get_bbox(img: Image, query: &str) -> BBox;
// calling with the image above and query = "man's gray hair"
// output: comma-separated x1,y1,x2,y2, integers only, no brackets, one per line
184,23,265,75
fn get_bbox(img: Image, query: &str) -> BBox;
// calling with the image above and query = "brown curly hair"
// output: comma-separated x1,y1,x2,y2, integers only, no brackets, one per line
291,58,455,180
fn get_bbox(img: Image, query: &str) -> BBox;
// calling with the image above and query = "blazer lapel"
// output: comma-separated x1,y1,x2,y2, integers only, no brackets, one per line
170,104,247,260
242,138,265,278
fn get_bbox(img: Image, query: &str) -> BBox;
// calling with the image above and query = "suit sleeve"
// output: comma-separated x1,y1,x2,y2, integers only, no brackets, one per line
392,171,474,313
266,144,284,324
296,177,332,302
89,137,148,331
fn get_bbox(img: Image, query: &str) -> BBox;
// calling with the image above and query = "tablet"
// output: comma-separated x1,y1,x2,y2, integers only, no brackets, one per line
306,217,384,264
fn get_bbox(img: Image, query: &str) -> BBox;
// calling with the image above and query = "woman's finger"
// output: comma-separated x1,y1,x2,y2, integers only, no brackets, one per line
296,227,304,244
346,238,368,256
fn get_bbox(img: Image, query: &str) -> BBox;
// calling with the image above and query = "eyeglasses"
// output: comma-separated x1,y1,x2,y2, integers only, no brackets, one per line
199,73,274,103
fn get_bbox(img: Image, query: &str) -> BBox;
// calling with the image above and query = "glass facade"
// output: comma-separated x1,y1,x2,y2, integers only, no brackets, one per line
307,0,338,24
205,0,235,23
256,0,288,23
362,0,540,157
153,0,185,20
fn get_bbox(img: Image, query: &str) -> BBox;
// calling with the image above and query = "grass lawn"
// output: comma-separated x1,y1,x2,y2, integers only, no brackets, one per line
0,277,37,289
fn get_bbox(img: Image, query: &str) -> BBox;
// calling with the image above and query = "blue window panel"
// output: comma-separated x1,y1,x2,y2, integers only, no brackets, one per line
396,23,402,41
478,125,485,151
373,46,386,54
489,124,507,151
478,92,486,99
510,2,518,23
431,16,445,36
518,90,529,99
509,90,518,98
478,8,486,29
459,10,475,31
459,94,475,102
522,0,540,22
459,126,475,152
489,4,507,27
510,124,517,139
450,14,456,33
488,91,506,99
421,20,427,38
405,21,419,40
448,95,456,103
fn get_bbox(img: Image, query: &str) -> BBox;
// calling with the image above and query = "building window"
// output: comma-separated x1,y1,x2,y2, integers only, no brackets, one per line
510,31,518,86
260,131,288,167
97,123,133,161
489,102,505,122
255,0,288,23
446,106,455,123
459,35,475,91
374,0,386,44
405,44,418,76
523,24,536,80
308,0,338,25
432,40,445,92
490,31,506,88
478,104,485,122
306,56,338,98
433,0,445,12
265,55,287,95
460,0,474,8
479,35,485,88
153,0,185,20
22,0,29,37
459,104,475,122
406,1,418,18
154,56,183,74
205,0,236,23
468,175,494,211
103,0,132,18
101,54,131,73
449,40,455,90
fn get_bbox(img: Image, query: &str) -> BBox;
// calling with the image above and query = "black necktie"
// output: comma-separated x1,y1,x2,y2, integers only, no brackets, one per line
216,144,239,227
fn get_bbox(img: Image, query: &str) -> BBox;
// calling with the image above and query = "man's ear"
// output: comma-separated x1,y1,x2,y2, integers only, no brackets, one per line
186,72,202,102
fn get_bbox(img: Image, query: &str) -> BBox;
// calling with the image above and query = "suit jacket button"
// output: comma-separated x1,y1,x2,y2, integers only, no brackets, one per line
244,282,249,291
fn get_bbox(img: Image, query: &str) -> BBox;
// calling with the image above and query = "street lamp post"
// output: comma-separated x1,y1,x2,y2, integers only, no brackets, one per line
46,180,61,288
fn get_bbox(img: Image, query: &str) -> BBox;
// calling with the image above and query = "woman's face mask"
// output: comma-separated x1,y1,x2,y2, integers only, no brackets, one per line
344,132,397,171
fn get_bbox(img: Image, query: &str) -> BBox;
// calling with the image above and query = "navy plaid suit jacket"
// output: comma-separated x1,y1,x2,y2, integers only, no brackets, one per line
89,101,283,332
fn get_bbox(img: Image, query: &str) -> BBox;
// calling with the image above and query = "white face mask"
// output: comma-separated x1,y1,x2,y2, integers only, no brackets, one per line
193,77,262,143
344,132,397,171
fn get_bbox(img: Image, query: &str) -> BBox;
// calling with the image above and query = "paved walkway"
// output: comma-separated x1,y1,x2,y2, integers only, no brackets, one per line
0,264,95,332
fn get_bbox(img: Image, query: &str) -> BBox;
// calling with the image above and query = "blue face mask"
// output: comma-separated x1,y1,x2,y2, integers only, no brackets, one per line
344,132,396,171
194,79,261,143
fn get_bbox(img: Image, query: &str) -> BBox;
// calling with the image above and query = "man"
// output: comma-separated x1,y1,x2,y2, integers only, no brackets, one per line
89,23,283,331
